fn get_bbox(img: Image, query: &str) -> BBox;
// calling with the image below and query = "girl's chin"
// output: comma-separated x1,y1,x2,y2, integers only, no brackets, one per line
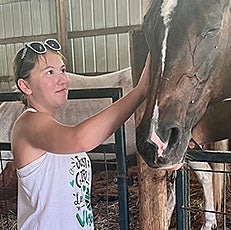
57,98,68,108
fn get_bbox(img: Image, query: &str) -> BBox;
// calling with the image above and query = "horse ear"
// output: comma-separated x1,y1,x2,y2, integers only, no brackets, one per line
17,79,32,95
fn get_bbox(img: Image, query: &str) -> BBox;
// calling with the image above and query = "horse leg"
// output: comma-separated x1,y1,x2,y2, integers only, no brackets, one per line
209,140,227,212
189,161,217,230
167,171,176,226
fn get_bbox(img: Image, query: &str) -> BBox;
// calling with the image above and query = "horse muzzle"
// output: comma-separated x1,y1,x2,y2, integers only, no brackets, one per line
136,120,187,169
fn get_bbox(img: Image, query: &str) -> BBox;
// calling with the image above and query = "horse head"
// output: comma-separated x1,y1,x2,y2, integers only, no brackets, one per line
136,0,231,169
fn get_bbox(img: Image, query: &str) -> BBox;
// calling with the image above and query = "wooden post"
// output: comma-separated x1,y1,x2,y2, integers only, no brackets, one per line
55,0,68,63
138,155,168,230
130,30,168,230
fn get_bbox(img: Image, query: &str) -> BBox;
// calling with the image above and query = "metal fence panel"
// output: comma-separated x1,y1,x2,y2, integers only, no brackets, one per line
176,150,231,229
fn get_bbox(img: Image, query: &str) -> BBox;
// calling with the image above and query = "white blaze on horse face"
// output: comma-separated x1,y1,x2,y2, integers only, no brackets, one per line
150,101,167,157
160,0,178,77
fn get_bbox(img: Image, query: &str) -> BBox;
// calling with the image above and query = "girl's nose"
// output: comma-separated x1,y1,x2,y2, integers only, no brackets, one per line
58,72,69,84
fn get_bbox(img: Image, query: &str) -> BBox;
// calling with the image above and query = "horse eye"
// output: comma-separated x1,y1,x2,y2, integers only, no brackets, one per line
201,24,221,38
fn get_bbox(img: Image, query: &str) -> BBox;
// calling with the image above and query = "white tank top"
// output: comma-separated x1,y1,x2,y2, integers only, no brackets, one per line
17,108,94,229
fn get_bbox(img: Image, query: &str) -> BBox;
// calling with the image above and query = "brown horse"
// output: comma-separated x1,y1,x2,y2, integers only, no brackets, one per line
136,0,231,169
133,0,231,229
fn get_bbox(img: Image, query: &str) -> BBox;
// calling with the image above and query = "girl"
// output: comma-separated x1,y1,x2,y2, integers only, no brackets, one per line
11,39,151,229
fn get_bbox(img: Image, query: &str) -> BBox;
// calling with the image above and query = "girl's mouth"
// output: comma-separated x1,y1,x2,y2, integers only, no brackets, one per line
56,88,67,94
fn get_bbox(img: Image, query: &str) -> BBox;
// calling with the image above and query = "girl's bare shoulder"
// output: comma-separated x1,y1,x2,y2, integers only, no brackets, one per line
12,110,56,140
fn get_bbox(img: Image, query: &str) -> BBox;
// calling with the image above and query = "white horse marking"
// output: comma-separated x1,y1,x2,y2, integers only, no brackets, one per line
160,0,178,77
152,100,159,123
160,0,178,26
150,101,167,157
150,131,167,157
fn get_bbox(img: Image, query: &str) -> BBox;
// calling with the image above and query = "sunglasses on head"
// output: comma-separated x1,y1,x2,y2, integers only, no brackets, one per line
21,38,61,59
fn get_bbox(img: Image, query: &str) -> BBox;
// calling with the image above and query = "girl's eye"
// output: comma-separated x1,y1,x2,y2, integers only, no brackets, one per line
61,67,66,73
47,70,54,75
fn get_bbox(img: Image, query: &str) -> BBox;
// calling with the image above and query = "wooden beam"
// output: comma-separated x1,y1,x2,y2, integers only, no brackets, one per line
0,34,57,45
55,0,68,62
69,25,141,38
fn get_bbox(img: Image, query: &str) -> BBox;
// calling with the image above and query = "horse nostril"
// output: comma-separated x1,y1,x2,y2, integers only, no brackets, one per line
168,127,181,149
144,140,158,153
157,156,169,165
140,141,158,164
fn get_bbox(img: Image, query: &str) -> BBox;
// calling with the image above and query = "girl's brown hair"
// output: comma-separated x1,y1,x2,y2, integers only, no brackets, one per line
13,48,40,105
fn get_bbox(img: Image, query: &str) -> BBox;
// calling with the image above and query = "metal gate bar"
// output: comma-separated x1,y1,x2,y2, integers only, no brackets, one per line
176,149,231,230
0,88,129,230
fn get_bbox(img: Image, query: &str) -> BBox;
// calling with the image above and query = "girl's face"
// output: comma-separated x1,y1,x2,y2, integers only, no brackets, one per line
27,51,69,113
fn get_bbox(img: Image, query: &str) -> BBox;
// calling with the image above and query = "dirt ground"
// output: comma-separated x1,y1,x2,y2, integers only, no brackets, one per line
1,163,231,230
91,163,231,230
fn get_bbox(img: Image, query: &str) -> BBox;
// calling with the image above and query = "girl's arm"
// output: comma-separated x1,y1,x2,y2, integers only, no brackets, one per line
13,53,151,154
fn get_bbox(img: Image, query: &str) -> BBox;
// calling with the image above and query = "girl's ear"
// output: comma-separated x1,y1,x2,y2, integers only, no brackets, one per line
17,79,32,95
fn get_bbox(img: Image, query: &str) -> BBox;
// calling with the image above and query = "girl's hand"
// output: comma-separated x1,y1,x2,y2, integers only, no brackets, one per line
136,52,151,99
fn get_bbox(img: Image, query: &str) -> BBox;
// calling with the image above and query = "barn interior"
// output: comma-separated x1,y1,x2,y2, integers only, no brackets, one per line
0,0,231,230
